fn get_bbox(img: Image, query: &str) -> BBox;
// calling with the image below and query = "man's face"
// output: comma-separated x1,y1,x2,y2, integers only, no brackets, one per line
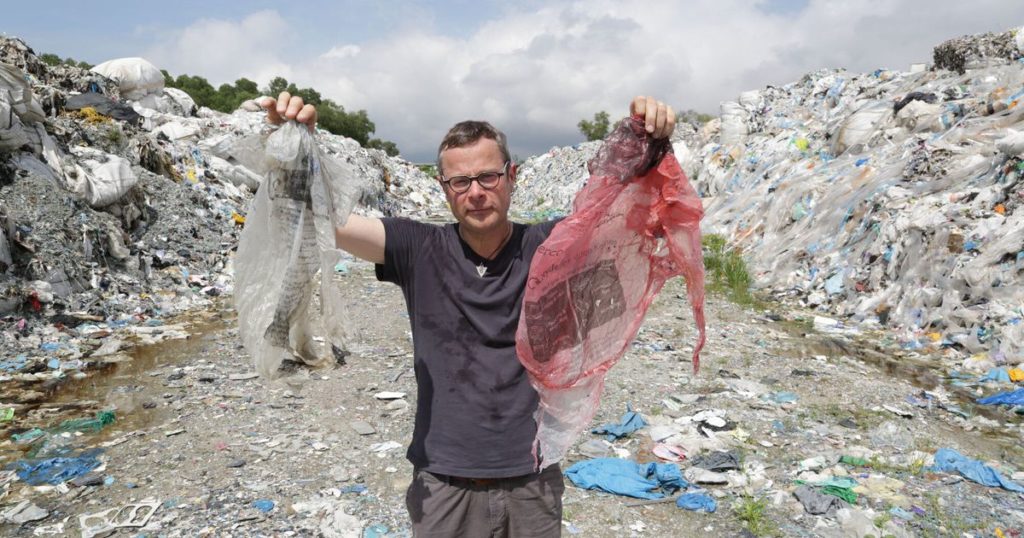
438,138,516,236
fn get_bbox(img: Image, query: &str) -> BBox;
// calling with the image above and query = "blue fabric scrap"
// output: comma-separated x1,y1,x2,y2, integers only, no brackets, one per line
977,389,1024,406
11,450,103,485
677,492,717,513
592,405,647,441
930,448,1024,493
565,458,686,500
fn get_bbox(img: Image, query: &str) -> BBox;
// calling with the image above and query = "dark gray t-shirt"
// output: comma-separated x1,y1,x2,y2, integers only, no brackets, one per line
375,217,560,478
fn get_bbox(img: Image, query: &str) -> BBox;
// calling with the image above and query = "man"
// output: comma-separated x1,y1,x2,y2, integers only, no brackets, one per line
262,94,675,537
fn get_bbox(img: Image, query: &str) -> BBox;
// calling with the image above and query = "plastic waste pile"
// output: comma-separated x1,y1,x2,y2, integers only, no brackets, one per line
0,35,444,403
517,26,1024,367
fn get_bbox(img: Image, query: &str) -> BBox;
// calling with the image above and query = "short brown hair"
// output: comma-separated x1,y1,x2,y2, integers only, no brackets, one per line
436,121,512,176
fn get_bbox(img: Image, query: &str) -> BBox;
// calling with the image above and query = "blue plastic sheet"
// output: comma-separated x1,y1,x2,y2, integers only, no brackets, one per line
930,448,1024,493
11,450,102,485
591,405,648,441
565,458,686,500
676,492,717,513
977,389,1024,406
979,368,1011,383
252,499,275,512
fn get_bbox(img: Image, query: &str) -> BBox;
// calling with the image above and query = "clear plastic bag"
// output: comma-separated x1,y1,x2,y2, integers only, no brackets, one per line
233,122,363,379
516,116,706,468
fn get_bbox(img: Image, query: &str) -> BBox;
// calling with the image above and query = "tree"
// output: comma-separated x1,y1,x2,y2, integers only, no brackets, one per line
40,53,92,70
677,108,714,125
234,78,259,95
267,76,289,97
160,71,401,153
578,111,610,141
39,53,62,66
367,138,399,157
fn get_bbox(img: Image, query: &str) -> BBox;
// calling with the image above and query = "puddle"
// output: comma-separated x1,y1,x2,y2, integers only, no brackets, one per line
1,307,235,463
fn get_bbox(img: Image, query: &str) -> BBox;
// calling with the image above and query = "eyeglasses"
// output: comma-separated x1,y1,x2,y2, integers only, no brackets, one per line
440,161,510,194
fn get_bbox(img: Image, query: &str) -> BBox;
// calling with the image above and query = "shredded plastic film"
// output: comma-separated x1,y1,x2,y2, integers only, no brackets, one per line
233,122,363,379
516,116,706,468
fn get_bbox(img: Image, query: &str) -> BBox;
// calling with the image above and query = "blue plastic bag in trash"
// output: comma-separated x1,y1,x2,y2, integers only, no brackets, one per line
11,449,102,485
591,405,647,441
979,368,1011,383
930,448,1024,493
977,388,1024,406
564,458,686,499
677,492,717,513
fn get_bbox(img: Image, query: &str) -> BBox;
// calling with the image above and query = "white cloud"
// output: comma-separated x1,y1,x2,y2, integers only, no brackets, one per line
143,2,1024,161
142,10,294,87
320,45,361,60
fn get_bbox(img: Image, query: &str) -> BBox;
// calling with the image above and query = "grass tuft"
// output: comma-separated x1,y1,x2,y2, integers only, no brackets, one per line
702,233,755,305
733,494,781,537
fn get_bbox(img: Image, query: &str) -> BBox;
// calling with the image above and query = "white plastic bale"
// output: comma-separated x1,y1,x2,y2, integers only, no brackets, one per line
719,101,748,146
0,64,45,124
162,87,197,116
66,147,139,207
895,101,945,133
832,102,892,155
996,129,1024,155
152,121,201,141
0,101,29,152
90,58,165,100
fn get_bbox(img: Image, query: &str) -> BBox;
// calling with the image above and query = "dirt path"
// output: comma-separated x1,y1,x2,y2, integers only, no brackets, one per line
2,259,1022,537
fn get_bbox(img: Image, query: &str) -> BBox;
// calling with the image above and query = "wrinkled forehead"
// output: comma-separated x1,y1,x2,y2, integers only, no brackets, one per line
439,138,505,176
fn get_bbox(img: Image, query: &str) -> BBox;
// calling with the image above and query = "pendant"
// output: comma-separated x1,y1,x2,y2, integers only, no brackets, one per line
476,264,487,277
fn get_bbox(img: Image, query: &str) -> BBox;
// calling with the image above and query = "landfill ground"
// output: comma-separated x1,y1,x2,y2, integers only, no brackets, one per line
2,259,1022,537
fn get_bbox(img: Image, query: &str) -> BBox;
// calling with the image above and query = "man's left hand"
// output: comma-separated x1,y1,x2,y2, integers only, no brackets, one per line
630,96,676,139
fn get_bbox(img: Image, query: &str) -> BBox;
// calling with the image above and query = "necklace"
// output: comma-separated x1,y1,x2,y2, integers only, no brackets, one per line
461,222,513,277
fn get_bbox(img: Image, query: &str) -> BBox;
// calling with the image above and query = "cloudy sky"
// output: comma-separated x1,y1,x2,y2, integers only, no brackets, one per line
6,1,1024,161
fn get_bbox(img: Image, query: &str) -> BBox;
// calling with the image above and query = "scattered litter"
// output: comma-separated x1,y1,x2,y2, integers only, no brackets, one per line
2,500,49,524
564,458,686,500
12,450,103,486
690,450,740,472
676,492,717,513
252,499,275,513
931,448,1024,493
977,388,1024,406
349,420,376,435
591,405,648,441
794,485,847,516
78,498,159,538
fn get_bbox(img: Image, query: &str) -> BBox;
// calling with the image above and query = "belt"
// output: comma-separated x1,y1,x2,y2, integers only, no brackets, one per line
436,472,530,488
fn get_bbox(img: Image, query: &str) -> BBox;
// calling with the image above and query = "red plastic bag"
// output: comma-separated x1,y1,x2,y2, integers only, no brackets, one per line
516,116,706,468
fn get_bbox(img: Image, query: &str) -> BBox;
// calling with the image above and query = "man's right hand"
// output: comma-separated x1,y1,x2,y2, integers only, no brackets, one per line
261,92,318,132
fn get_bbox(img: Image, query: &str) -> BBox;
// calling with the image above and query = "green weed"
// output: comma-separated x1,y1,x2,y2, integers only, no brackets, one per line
702,234,756,306
733,494,781,537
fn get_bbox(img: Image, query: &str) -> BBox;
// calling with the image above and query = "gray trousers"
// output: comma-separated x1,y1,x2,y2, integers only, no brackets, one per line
405,464,564,537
